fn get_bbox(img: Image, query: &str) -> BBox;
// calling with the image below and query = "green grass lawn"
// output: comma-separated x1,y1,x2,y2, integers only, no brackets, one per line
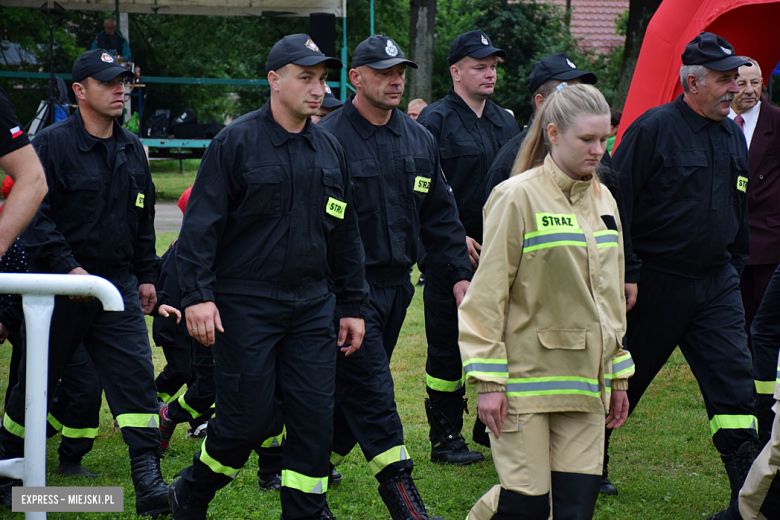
0,233,734,518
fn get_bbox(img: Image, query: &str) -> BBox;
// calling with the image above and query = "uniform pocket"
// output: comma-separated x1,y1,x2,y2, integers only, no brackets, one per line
658,150,707,201
350,160,381,215
57,171,100,223
537,329,587,350
243,166,282,216
214,366,245,436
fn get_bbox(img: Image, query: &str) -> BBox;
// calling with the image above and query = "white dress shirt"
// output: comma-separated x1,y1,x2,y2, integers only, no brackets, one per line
729,101,761,149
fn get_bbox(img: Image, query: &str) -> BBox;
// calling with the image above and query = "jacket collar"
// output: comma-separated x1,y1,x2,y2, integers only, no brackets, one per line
343,95,402,139
446,88,506,130
676,94,735,136
261,102,317,149
543,153,593,201
73,110,133,153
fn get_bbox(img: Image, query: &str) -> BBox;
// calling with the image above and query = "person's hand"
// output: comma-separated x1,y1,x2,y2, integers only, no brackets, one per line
466,236,482,270
625,283,638,312
138,283,157,315
478,391,507,439
185,302,224,346
453,280,470,307
338,317,365,356
0,323,9,344
606,390,629,429
68,267,95,302
158,304,182,324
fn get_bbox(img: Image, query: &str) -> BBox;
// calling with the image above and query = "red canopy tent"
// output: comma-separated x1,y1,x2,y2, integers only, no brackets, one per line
614,0,780,150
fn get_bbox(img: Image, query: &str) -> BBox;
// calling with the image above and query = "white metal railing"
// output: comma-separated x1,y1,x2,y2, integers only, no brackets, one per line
0,274,124,520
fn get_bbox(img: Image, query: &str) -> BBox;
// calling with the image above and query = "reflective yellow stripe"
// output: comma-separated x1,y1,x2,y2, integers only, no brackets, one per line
709,415,757,436
737,176,748,192
116,413,159,429
177,394,203,420
330,452,346,466
463,358,509,380
756,380,776,395
47,413,63,432
157,392,173,403
260,426,286,448
426,373,463,393
612,352,635,378
199,440,240,478
367,445,410,476
281,469,327,494
594,230,619,248
505,376,600,398
3,414,24,439
325,197,346,219
62,426,99,439
414,176,431,193
533,213,579,231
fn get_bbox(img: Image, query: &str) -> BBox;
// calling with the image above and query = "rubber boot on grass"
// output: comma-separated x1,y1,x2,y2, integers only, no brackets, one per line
378,471,445,520
706,499,743,520
57,458,97,478
599,433,617,496
425,397,483,465
131,450,171,517
169,477,211,520
721,440,758,502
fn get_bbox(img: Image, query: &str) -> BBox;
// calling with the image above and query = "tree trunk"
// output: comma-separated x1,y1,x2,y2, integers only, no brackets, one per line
408,0,436,104
612,0,663,109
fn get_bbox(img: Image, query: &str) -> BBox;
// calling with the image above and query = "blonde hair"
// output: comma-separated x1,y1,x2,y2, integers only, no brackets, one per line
511,83,610,194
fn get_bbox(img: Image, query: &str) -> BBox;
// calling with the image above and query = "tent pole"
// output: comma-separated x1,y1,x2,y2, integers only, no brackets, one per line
340,8,347,102
370,0,374,35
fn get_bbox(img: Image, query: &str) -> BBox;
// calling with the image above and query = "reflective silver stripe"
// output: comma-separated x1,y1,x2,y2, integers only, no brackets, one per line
612,357,634,374
605,378,611,388
595,234,619,245
463,362,508,374
523,232,586,249
505,380,600,394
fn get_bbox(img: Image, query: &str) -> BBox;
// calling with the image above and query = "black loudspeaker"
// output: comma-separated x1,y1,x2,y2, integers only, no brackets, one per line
309,13,336,58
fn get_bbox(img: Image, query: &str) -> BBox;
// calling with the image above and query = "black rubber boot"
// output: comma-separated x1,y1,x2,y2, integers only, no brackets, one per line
425,397,484,465
551,471,601,520
321,501,337,519
378,471,444,520
722,440,759,502
598,434,617,496
169,477,210,520
493,487,550,520
328,465,342,487
707,499,743,520
57,460,98,478
130,451,171,517
0,478,21,510
257,471,281,491
472,415,490,448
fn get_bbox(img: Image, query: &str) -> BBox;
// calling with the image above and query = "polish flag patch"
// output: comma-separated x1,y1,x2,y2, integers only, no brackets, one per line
9,126,22,139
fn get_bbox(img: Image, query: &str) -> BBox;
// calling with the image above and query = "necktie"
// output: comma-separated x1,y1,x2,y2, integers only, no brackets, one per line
735,115,745,132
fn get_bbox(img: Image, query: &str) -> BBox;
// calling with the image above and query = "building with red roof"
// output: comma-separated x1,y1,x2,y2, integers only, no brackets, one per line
550,0,629,53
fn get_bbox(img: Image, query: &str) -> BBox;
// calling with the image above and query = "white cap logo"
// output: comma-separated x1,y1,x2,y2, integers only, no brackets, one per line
325,84,332,94
566,58,577,69
720,45,732,55
101,52,114,63
481,35,489,46
305,39,320,52
385,40,398,57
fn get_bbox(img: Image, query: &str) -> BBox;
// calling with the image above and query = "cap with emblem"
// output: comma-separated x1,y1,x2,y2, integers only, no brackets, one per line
447,30,506,66
681,32,751,71
72,49,134,83
266,33,343,74
322,84,343,108
351,35,418,70
527,53,597,95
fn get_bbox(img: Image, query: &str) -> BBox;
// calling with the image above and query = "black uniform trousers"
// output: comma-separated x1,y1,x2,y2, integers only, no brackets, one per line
331,280,415,482
4,330,24,411
47,344,102,463
606,265,757,454
0,281,160,459
740,262,779,355
155,328,194,404
165,325,215,427
181,293,335,520
423,274,466,402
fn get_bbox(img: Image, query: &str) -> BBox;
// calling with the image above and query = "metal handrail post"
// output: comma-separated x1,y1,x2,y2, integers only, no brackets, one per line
0,274,123,520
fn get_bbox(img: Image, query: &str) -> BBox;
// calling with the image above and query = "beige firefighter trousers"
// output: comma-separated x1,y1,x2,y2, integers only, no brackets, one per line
739,401,780,520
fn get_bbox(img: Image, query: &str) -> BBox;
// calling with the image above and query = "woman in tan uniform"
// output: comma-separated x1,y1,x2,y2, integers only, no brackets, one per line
459,83,635,520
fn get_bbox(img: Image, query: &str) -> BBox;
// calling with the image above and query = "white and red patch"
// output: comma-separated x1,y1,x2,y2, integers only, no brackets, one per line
9,126,22,139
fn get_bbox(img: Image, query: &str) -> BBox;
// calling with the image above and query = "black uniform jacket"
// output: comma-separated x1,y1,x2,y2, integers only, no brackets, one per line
176,102,367,318
417,89,519,242
319,97,472,288
613,94,750,283
23,111,157,286
152,244,179,347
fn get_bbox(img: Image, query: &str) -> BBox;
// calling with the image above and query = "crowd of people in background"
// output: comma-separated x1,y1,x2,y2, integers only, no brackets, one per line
0,21,778,520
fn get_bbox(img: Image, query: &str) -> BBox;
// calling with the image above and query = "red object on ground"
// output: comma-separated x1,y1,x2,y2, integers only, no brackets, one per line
177,186,192,215
615,0,780,151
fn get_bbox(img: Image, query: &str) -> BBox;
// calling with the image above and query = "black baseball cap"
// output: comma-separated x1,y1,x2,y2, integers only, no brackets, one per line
322,84,343,109
448,30,506,66
266,34,342,74
527,53,598,94
352,35,418,70
72,49,134,83
681,32,751,71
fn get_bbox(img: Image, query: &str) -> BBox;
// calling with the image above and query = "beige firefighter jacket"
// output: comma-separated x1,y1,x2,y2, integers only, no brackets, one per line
459,154,635,415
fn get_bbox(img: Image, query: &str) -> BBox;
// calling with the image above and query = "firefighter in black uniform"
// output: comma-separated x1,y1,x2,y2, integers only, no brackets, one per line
485,53,599,198
167,34,367,520
318,35,475,517
604,32,759,500
416,30,519,450
0,49,169,516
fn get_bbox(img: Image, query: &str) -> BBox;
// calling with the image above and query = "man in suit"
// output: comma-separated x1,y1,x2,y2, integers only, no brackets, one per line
729,57,780,353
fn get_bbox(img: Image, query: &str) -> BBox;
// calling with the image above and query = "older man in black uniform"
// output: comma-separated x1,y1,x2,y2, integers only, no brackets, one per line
168,35,366,520
319,35,475,518
604,32,759,500
416,29,519,450
0,49,168,516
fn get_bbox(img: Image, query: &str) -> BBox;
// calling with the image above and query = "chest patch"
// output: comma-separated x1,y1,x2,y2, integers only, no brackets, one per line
414,176,431,193
136,193,145,208
535,212,580,231
326,197,346,219
737,176,748,193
